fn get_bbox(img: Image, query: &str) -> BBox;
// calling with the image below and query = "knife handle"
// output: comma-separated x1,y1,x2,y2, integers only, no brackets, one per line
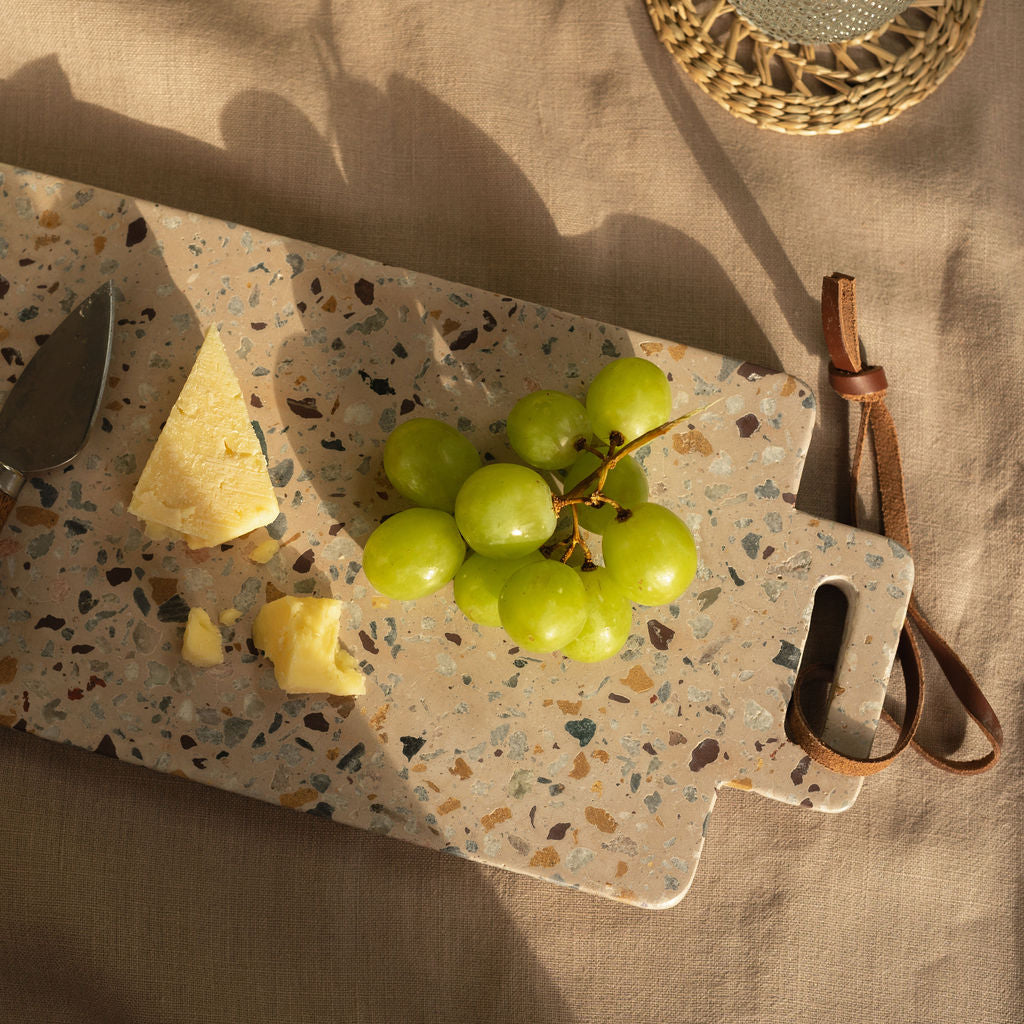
0,462,24,532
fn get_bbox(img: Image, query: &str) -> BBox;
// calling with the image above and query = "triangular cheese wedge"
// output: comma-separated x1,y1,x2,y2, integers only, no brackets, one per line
128,325,279,549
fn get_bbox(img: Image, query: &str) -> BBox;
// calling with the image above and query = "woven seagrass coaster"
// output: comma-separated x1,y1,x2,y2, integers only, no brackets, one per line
645,0,985,135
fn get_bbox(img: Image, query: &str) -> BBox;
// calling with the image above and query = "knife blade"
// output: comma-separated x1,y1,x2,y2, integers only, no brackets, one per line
0,280,115,529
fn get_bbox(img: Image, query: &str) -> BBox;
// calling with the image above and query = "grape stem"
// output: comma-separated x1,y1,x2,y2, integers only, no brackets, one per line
564,505,594,567
552,396,723,516
550,397,723,564
542,502,597,569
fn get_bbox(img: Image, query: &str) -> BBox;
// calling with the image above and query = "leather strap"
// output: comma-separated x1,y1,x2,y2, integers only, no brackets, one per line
787,273,1003,776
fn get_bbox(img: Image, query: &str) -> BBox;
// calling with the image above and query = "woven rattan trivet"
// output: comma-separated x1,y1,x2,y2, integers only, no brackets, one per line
645,0,984,135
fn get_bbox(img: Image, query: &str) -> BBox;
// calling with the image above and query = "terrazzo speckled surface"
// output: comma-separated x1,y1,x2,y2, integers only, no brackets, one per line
0,164,913,907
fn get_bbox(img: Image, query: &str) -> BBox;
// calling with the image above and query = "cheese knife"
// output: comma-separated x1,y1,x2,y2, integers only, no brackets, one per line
0,280,115,530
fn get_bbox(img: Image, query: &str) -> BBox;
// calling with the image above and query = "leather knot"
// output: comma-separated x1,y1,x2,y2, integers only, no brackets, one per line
829,361,888,401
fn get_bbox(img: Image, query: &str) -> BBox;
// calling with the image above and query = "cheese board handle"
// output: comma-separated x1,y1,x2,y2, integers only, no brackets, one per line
796,518,915,762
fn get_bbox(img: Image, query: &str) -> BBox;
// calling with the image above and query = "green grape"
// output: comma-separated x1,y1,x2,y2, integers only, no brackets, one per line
383,417,481,512
506,390,591,470
453,550,544,627
563,568,633,663
585,357,672,443
454,463,557,559
498,559,588,653
362,507,466,600
602,501,697,606
561,451,649,534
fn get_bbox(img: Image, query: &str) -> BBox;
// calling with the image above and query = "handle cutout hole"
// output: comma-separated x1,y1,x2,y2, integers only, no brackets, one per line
792,583,850,734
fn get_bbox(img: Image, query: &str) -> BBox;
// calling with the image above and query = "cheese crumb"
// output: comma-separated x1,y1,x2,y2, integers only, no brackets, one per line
249,538,280,564
182,607,224,667
219,607,242,626
252,596,365,696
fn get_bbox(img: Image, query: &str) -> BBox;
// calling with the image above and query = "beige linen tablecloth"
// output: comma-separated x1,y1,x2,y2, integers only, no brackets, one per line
1,2,1020,1021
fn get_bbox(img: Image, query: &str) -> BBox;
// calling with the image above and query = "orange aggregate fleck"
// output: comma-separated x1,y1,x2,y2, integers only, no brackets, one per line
529,847,560,868
673,430,713,457
481,806,512,832
585,806,617,833
622,665,654,693
279,787,318,808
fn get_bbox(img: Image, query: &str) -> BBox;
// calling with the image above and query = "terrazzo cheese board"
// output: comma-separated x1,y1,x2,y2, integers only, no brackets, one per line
0,164,913,908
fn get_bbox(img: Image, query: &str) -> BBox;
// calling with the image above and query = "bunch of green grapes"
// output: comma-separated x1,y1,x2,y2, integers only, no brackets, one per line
362,357,700,662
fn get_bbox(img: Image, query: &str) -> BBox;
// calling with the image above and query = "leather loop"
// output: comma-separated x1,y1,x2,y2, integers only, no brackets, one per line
791,273,1002,777
828,362,888,400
